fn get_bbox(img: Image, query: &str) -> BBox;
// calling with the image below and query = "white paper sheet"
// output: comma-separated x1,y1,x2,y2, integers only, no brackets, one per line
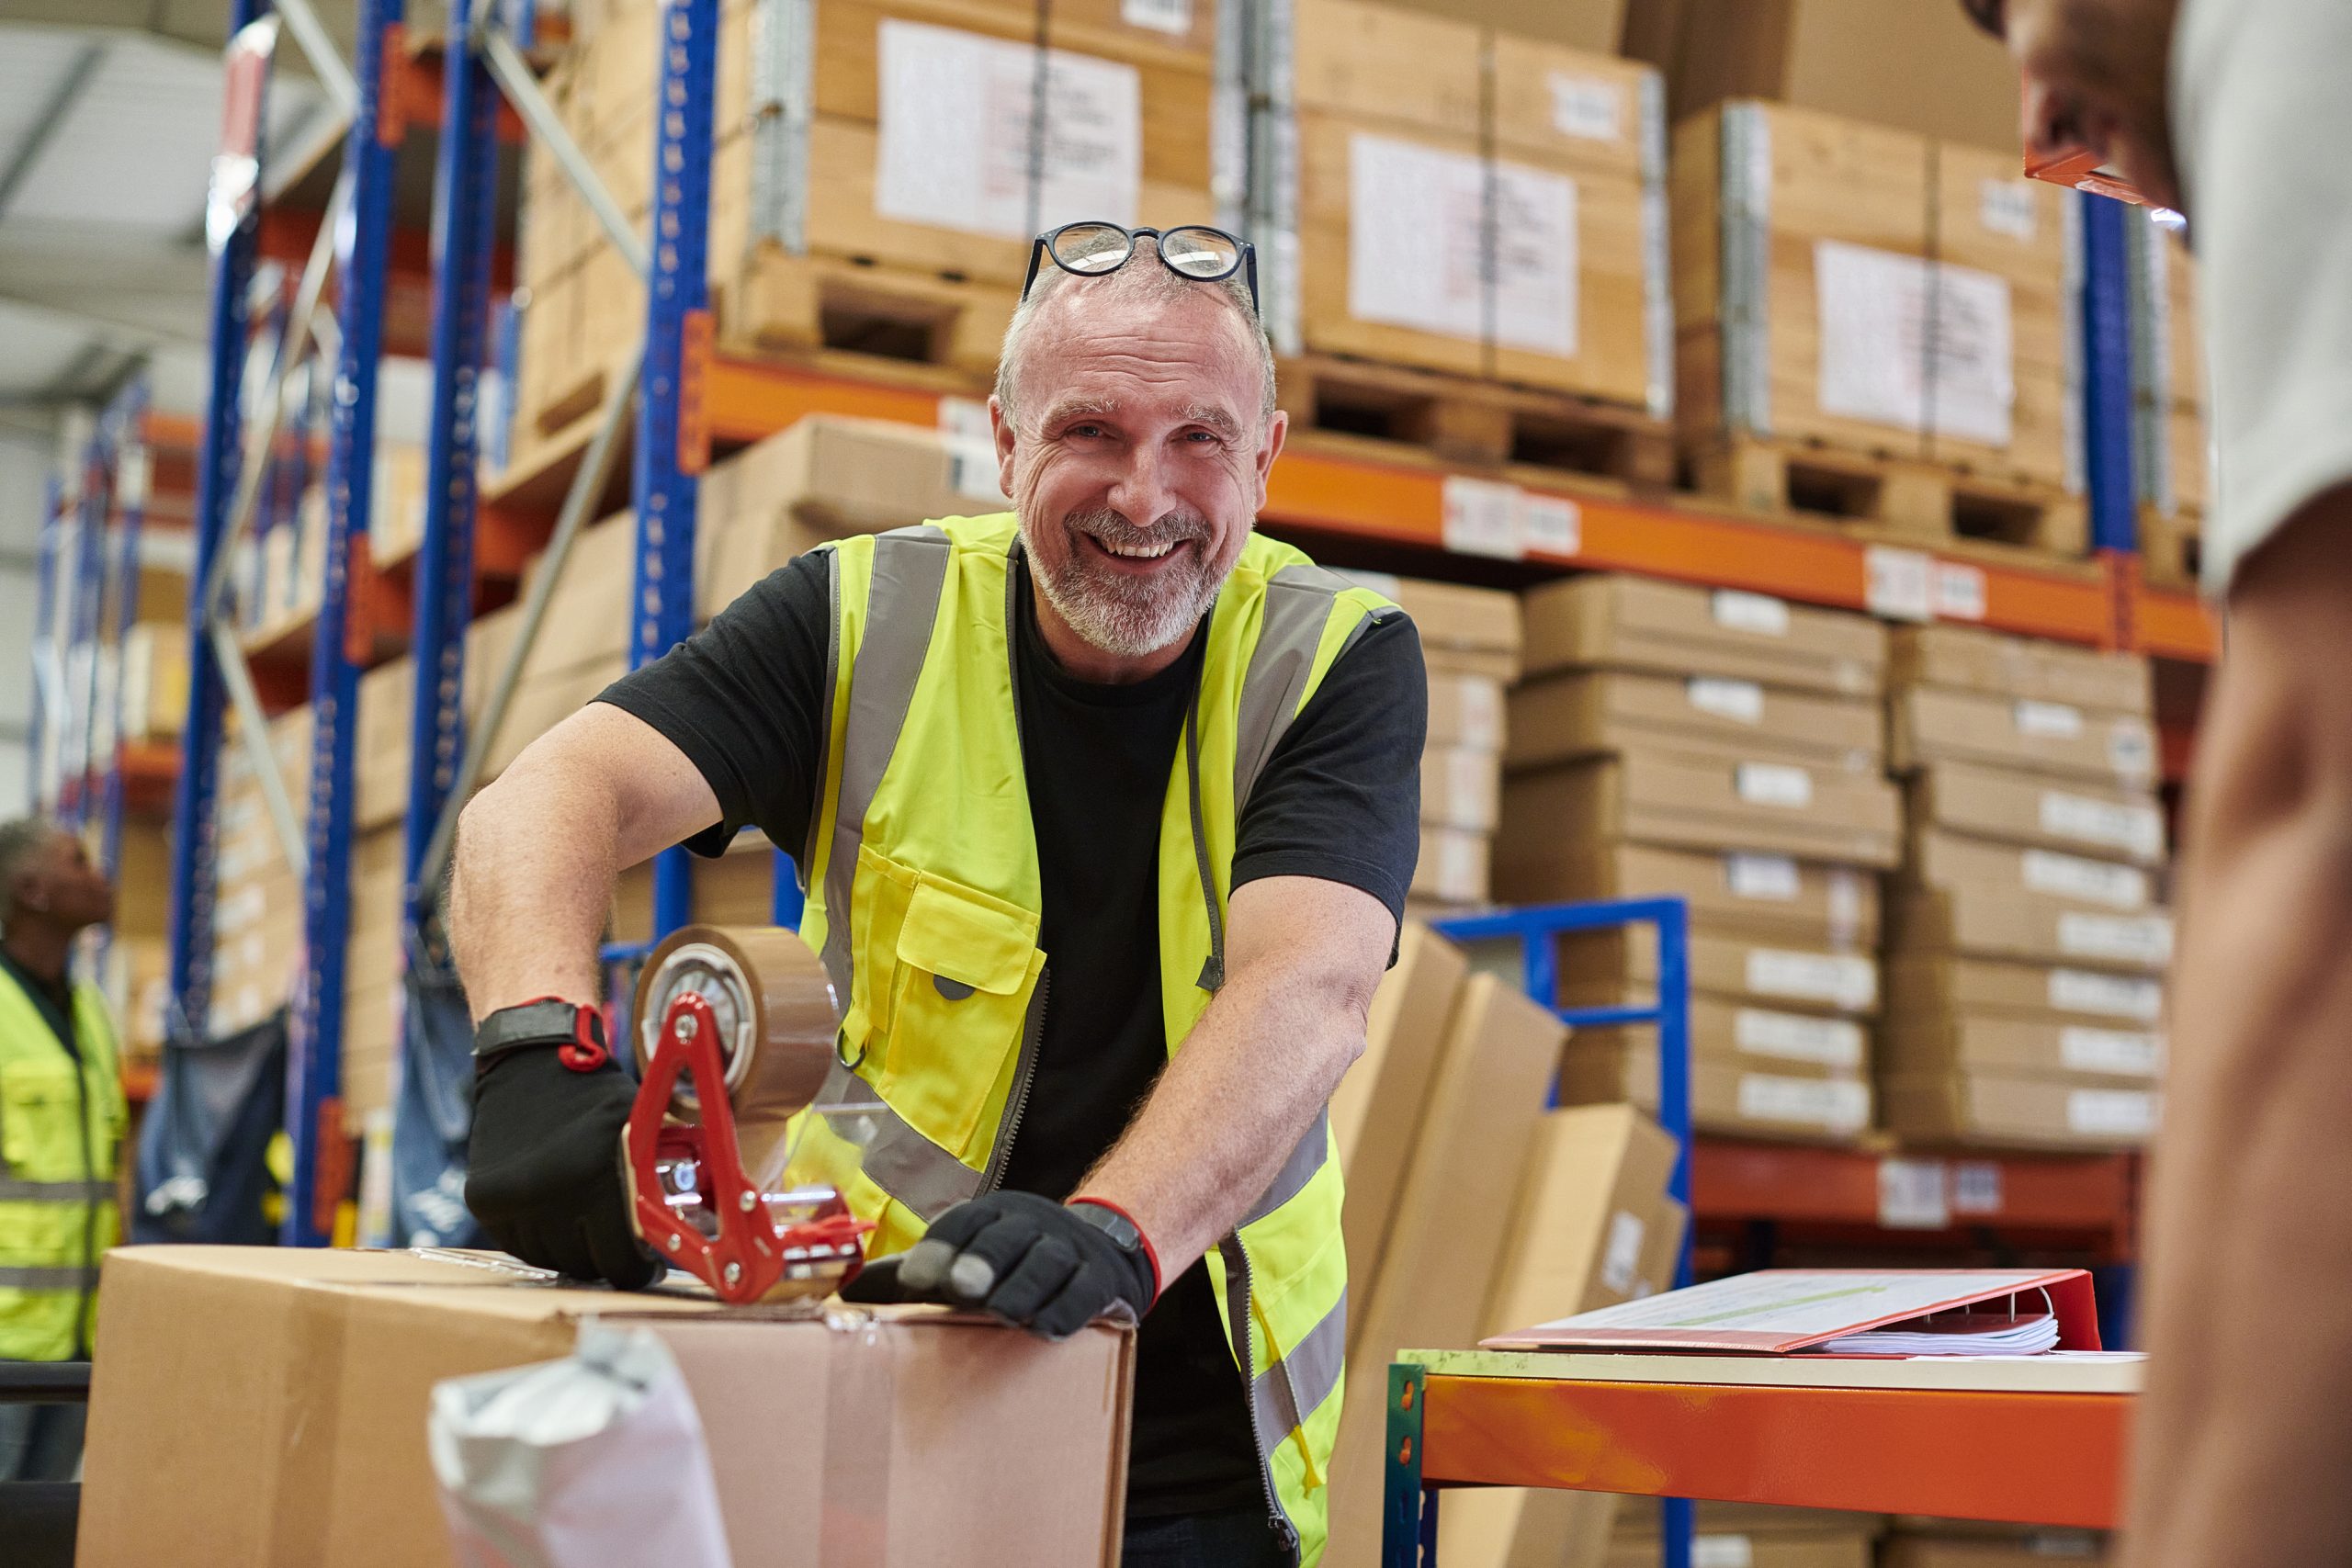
1814,239,2015,446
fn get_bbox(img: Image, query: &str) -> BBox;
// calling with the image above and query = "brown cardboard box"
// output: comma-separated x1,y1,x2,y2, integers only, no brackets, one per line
1905,829,2154,913
1891,886,2173,975
1567,993,1869,1077
1345,572,1524,680
1502,749,1901,872
1606,1529,1877,1568
1426,671,1507,751
1891,626,2152,717
1424,744,1502,831
1520,575,1886,695
1335,923,1471,1343
356,658,415,832
1414,827,1492,905
110,821,174,942
1908,763,2165,866
1561,1041,1871,1141
1509,668,1882,773
1888,685,2156,787
1886,953,2165,1029
80,1247,1136,1568
1880,1529,2110,1567
1882,1009,2164,1085
1882,1070,2157,1151
1498,840,1878,947
1563,922,1879,1016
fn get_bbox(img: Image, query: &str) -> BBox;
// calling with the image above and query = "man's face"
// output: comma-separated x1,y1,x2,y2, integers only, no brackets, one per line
1996,0,2186,215
14,830,115,931
990,282,1285,668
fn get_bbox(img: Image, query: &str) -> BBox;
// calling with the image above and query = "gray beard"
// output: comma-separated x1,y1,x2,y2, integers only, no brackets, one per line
1023,506,1228,658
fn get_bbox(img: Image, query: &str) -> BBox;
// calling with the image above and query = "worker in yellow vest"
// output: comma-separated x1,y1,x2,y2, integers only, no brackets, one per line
0,818,125,1482
450,223,1425,1566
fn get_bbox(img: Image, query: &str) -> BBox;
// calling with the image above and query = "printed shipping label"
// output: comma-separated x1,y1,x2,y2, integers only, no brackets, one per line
1710,589,1790,637
1600,1209,1645,1296
2014,699,2085,739
2058,910,2175,965
1877,1156,1951,1230
1440,474,1523,558
1693,1537,1755,1568
1866,545,1935,622
2061,1026,2164,1077
1736,761,1814,807
1814,240,2016,446
1735,1008,1865,1067
2050,967,2165,1021
876,22,1141,240
2068,1088,2157,1138
1979,176,2040,242
1548,73,1626,141
2041,790,2164,858
1747,949,1875,1010
1932,561,1988,621
1737,1074,1871,1133
1518,491,1581,557
1120,0,1192,34
1687,677,1765,726
1951,1161,2004,1214
1724,852,1801,901
2022,848,2149,909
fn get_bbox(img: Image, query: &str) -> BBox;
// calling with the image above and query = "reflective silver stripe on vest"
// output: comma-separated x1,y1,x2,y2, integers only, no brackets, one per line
1250,1288,1348,1455
1241,1109,1327,1229
810,1063,983,1222
800,545,842,875
816,525,953,1003
1232,561,1374,810
0,1179,113,1203
0,1264,101,1292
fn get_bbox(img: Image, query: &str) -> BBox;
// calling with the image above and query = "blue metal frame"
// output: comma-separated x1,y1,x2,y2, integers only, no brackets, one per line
97,381,153,894
2079,191,2139,558
1390,897,1696,1568
283,0,403,1246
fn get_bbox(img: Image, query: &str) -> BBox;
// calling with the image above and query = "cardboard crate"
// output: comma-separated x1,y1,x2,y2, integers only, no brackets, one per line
1500,747,1903,871
1414,826,1492,905
1881,1528,2111,1567
1521,573,1886,695
1885,953,2165,1029
1906,762,2166,867
1562,920,1879,1016
1905,828,2153,912
1890,886,2173,975
1889,684,2156,787
1561,1038,1871,1142
1497,840,1878,947
1426,671,1508,751
1605,1528,1876,1568
1340,572,1523,682
1881,1008,2165,1087
1510,666,1882,773
1424,744,1502,831
80,1247,1136,1568
1881,1069,2157,1152
1889,625,2152,717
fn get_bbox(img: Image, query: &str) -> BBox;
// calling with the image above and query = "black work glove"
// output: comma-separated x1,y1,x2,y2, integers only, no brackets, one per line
465,1043,662,1290
841,1190,1159,1340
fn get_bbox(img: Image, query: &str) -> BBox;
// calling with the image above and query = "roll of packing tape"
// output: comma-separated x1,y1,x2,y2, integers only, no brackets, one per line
631,925,840,1187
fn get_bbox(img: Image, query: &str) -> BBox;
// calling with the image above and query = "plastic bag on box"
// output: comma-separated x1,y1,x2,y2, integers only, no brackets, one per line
428,1322,733,1568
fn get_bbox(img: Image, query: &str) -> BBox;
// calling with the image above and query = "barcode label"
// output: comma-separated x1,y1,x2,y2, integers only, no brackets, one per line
1121,0,1192,32
1932,561,1988,620
1735,1008,1865,1066
1688,677,1765,725
2067,1088,2157,1138
1747,949,1875,1010
2022,849,2148,908
2058,910,2175,964
1519,492,1581,557
1442,475,1523,558
2061,1027,2164,1077
1711,589,1790,636
1737,1074,1871,1132
1724,852,1801,901
2050,967,2165,1021
1951,1161,2004,1214
1877,1156,1951,1230
2014,700,2085,739
1549,73,1626,141
1736,761,1814,807
1865,545,1935,621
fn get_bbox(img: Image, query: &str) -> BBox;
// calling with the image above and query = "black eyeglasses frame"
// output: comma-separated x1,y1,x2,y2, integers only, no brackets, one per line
1019,221,1261,317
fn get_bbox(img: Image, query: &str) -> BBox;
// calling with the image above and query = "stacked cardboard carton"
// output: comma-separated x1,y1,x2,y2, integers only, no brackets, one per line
1881,1523,2109,1567
1292,0,1668,409
339,826,407,1121
1499,574,1896,1143
1607,1504,1884,1568
1880,626,2167,1151
208,706,316,1038
1324,923,1688,1567
97,820,175,1060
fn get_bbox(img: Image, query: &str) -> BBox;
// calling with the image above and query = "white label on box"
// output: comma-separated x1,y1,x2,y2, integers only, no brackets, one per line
1688,677,1765,726
2022,849,2149,908
2050,967,2165,1021
1518,491,1581,558
1826,870,1866,946
1980,176,2040,242
1724,852,1801,901
876,22,1141,241
1747,949,1875,1010
2062,1026,2165,1077
1735,761,1814,808
1120,0,1191,34
2107,723,2155,780
1348,133,1578,356
1932,561,1988,621
1438,832,1482,901
1815,240,2016,446
2067,1088,2157,1138
1440,474,1523,558
1865,545,1936,622
1693,1537,1755,1568
1600,1209,1645,1296
1878,1156,1951,1230
2059,910,2175,964
1735,1008,1864,1067
1738,1073,1871,1133
2041,790,2163,857
1445,750,1493,825
1711,589,1790,637
2015,699,2086,739
1547,73,1625,141
1951,1161,2005,1215
1453,677,1503,750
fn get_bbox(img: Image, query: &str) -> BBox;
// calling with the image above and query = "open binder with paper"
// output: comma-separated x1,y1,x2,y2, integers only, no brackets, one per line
1482,1268,2101,1355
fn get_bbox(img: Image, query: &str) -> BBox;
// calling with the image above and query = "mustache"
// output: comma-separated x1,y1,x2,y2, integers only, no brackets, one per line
1060,505,1212,549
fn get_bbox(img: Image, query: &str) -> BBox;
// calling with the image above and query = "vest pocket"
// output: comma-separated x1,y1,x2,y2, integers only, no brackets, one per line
0,1063,85,1183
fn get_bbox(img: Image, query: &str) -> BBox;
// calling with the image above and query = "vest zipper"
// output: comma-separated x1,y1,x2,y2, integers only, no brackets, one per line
978,964,1050,1195
1226,1235,1304,1562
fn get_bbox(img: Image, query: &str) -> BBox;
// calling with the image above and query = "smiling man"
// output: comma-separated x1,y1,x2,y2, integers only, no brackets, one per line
448,223,1424,1567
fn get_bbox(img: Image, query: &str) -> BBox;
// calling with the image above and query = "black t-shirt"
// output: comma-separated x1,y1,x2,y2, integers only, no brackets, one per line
599,547,1425,1517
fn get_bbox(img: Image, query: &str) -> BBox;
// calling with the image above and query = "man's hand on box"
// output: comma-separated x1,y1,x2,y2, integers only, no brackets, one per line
841,1190,1160,1340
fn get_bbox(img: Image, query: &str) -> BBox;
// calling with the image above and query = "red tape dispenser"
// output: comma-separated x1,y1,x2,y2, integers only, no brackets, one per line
622,926,872,1304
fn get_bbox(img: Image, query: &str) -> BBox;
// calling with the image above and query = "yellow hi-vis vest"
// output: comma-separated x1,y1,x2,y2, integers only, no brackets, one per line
784,513,1396,1565
0,964,124,1361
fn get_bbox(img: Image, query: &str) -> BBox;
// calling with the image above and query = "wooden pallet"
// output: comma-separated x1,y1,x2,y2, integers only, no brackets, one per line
1687,435,2090,557
2138,505,2202,590
1279,354,1676,486
719,247,1013,382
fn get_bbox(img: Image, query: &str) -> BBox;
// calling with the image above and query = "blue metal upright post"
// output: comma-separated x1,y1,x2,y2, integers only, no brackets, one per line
632,0,719,940
99,383,152,889
64,435,110,830
2079,191,2139,556
283,0,402,1247
169,0,272,1044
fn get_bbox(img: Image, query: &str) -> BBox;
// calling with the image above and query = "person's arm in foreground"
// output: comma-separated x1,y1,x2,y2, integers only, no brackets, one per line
2125,511,2352,1564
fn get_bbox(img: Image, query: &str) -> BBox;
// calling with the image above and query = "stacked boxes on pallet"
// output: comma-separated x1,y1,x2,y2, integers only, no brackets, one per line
98,821,175,1063
1671,99,2083,547
208,707,316,1039
1880,626,2168,1151
1323,924,1689,1567
1498,574,1898,1144
2129,208,2208,587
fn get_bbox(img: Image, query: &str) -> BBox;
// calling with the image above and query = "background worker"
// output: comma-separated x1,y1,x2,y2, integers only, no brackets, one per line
0,818,126,1482
1965,0,2352,1562
448,223,1425,1568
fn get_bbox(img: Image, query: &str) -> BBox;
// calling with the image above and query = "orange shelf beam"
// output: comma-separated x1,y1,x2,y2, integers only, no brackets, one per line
1417,1375,2130,1528
1692,1141,2137,1242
